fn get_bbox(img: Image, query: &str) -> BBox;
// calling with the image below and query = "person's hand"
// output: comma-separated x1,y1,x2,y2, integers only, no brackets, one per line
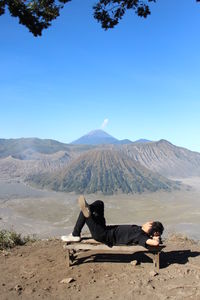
146,238,159,246
142,221,153,234
153,236,160,242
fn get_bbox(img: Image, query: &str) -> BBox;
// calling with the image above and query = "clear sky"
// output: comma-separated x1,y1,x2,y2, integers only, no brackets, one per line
1,0,200,151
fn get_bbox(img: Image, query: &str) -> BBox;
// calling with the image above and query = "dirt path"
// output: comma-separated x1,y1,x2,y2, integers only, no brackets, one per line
0,236,200,300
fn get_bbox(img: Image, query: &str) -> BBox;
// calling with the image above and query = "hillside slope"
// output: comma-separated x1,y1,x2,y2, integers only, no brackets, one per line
0,152,72,180
27,149,179,194
1,138,200,187
0,138,94,180
0,138,94,159
120,140,200,178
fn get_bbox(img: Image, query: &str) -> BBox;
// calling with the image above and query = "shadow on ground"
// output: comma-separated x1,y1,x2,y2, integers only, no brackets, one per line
160,249,200,268
71,249,200,269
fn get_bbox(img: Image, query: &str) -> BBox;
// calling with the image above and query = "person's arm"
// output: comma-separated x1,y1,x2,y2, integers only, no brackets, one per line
146,236,160,246
139,224,161,247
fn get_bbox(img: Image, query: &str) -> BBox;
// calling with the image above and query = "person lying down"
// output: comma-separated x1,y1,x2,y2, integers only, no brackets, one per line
61,196,164,248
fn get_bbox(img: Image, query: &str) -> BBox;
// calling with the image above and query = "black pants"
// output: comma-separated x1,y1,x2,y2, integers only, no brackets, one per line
72,200,149,248
72,200,111,244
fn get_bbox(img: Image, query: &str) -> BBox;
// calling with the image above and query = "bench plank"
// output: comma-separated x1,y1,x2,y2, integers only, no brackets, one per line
64,242,165,252
63,237,165,272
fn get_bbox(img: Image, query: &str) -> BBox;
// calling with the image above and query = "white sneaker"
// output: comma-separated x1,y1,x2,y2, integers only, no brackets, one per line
61,233,81,242
78,195,91,218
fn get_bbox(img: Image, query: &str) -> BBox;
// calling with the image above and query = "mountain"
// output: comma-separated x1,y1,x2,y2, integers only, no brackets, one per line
0,138,94,159
0,138,94,180
133,139,151,143
2,137,200,194
120,139,200,177
0,152,72,180
27,149,179,195
71,130,119,145
0,138,69,158
0,137,97,160
116,139,133,145
72,130,153,145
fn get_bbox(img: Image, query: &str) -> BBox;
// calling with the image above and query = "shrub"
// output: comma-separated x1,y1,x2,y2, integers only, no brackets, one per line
0,230,36,250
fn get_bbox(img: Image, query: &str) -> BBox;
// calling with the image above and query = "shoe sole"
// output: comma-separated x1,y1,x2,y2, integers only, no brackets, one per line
78,195,90,218
61,236,80,242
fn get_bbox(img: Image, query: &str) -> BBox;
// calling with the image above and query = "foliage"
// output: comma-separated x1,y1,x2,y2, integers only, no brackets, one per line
0,229,36,250
0,0,71,36
2,0,199,37
93,0,155,29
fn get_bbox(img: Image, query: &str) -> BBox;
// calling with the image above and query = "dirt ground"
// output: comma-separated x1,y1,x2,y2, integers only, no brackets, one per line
0,235,200,300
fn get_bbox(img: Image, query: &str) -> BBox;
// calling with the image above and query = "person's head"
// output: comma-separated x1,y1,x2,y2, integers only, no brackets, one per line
149,221,164,237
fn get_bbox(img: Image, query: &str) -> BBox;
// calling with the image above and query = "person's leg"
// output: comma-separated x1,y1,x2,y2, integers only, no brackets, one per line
73,200,106,236
85,216,108,242
72,211,86,236
61,197,108,243
61,198,87,241
78,197,108,243
90,200,104,216
90,200,106,227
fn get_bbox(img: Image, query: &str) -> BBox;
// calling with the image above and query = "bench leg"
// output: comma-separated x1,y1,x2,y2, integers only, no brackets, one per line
66,249,70,267
145,252,160,272
153,252,160,272
69,249,77,265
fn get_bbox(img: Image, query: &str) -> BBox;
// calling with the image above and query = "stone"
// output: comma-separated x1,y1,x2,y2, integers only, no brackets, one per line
2,250,10,256
44,286,51,291
15,284,23,292
90,268,95,273
60,277,75,284
89,279,96,284
130,260,138,266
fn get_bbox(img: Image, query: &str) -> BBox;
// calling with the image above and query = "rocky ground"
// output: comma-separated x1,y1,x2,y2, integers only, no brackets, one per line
0,235,200,300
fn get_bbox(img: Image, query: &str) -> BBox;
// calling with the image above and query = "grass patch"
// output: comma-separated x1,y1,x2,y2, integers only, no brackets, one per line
0,229,36,250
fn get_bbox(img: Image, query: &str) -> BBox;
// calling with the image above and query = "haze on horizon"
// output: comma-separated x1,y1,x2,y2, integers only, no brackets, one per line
1,1,200,152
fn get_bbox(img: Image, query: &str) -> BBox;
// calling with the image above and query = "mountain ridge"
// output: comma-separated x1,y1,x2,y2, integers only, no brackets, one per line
71,129,134,145
120,139,200,177
1,135,200,194
71,129,119,145
27,149,179,195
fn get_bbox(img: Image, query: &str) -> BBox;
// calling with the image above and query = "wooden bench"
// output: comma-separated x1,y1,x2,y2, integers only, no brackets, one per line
63,237,166,272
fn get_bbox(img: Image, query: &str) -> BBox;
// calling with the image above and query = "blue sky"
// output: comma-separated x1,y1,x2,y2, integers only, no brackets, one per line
1,0,200,151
